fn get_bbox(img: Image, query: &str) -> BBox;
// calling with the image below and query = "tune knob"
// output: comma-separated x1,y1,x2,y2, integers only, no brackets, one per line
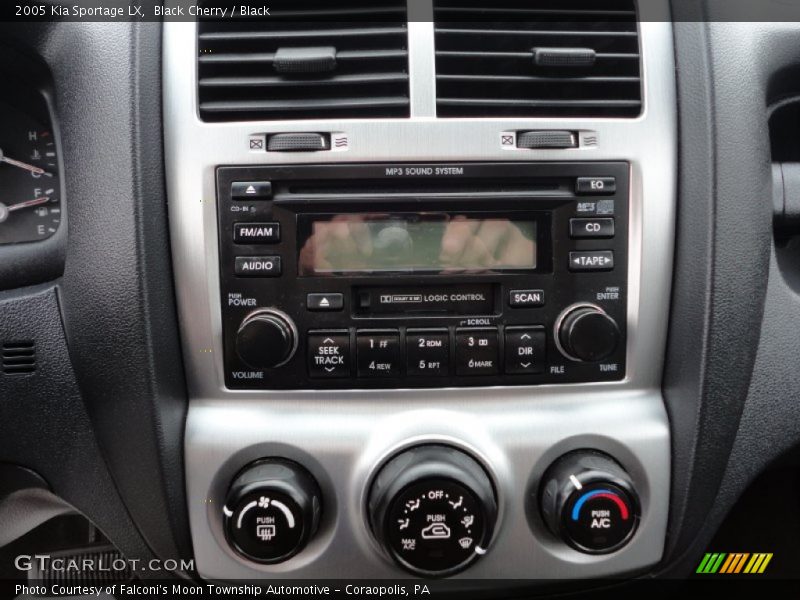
555,304,620,362
235,309,297,369
538,451,639,554
224,459,322,564
368,445,497,577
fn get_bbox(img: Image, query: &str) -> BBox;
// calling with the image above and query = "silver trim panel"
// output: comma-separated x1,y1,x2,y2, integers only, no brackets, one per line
164,3,676,581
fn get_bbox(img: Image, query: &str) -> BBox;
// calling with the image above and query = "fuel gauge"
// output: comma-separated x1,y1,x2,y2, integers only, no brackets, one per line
0,102,61,244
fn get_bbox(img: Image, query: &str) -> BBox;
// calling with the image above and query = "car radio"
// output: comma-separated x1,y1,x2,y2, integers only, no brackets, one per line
216,162,628,389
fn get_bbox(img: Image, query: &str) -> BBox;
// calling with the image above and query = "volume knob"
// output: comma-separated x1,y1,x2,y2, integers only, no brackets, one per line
235,309,298,369
556,304,620,362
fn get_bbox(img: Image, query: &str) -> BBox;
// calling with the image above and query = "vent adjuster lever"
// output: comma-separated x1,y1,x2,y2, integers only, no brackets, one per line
273,47,337,74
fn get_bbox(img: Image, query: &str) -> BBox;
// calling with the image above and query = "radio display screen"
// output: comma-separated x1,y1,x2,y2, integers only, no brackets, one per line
298,213,537,276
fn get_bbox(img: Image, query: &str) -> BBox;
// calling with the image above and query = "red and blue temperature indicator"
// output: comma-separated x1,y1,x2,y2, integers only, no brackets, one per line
570,488,630,521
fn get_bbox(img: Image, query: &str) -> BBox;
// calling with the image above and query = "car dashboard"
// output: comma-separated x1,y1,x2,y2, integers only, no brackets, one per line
0,1,799,596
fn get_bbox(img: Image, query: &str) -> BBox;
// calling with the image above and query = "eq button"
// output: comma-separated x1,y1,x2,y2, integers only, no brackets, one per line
406,329,449,377
308,331,350,378
505,327,545,374
576,177,616,195
455,328,499,376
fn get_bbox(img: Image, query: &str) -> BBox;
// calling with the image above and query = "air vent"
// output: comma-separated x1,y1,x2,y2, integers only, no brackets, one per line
2,341,36,375
434,0,642,118
197,2,410,122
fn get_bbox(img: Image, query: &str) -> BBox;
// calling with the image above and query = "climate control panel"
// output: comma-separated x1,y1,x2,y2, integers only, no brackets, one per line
219,447,640,577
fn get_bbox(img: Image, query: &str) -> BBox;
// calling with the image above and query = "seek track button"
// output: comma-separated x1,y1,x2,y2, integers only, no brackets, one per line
308,331,350,378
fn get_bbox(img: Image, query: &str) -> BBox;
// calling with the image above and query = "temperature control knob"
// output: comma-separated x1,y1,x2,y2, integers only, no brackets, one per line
235,309,298,369
368,445,497,577
556,304,620,362
224,459,321,564
539,451,639,554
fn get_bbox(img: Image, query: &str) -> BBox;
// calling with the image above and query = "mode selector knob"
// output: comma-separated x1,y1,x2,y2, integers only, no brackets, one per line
556,304,620,362
368,445,497,577
224,459,322,564
538,451,639,554
235,309,298,369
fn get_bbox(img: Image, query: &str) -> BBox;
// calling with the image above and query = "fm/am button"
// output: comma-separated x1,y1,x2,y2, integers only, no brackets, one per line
234,222,280,244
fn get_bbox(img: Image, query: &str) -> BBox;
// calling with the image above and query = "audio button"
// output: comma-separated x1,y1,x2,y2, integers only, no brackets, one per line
235,256,282,277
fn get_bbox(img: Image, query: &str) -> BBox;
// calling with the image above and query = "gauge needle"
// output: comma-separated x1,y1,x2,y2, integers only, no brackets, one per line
0,148,50,176
7,197,50,212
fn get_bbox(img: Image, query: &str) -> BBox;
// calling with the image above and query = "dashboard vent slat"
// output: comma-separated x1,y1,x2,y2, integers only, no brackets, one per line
198,2,410,122
434,0,642,118
2,341,36,375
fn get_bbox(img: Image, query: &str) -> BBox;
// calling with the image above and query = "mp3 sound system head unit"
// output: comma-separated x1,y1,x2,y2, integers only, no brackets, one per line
217,162,628,390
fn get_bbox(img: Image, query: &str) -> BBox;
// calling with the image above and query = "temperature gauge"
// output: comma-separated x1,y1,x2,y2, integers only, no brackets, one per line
0,101,61,244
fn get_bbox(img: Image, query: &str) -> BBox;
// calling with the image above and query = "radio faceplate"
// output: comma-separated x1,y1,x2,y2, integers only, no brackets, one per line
217,162,628,389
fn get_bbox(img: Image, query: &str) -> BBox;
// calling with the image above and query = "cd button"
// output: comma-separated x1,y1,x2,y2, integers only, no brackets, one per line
505,327,546,374
455,328,499,376
406,329,449,377
569,218,615,239
308,331,350,378
357,331,400,377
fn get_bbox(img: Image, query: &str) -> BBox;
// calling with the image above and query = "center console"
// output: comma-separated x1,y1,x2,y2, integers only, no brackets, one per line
164,4,676,586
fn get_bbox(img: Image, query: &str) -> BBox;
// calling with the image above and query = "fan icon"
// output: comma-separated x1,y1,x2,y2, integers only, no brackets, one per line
258,496,270,509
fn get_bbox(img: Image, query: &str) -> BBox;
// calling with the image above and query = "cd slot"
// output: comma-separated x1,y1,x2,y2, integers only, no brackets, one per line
274,177,572,201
